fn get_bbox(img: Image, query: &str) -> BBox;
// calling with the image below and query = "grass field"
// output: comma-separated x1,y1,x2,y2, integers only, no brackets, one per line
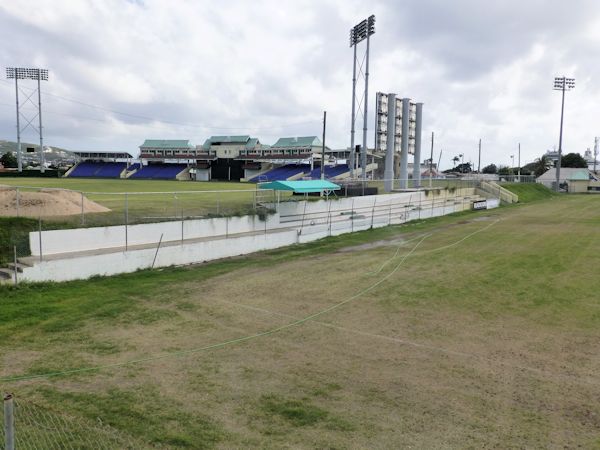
1,191,600,448
0,178,272,265
0,178,266,225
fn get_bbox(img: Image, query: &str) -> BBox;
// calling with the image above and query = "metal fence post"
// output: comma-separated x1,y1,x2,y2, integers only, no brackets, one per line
15,188,19,218
125,193,129,251
370,196,376,229
81,191,85,226
327,197,332,236
4,393,15,450
351,198,355,232
13,246,18,286
38,214,43,263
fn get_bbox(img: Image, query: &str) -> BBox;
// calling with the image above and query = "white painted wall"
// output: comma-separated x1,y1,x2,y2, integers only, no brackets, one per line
30,214,280,256
21,229,298,283
20,188,487,283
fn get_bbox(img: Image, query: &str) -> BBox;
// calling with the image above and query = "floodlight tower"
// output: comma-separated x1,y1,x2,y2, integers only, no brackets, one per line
553,76,575,191
6,67,49,173
349,15,375,179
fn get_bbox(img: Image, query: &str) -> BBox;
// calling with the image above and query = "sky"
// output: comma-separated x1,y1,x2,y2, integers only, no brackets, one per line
0,0,598,169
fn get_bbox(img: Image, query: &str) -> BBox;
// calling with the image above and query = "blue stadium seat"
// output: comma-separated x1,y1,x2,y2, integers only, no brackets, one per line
249,164,310,182
131,164,188,180
69,162,126,178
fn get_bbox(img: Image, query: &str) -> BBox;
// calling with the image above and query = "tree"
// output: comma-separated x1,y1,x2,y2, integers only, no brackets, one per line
532,155,551,177
498,165,513,175
482,163,497,174
0,151,17,168
560,152,587,168
456,162,472,173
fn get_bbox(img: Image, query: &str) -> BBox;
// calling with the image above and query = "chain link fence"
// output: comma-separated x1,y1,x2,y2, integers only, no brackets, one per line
0,178,512,285
0,186,274,279
2,393,154,449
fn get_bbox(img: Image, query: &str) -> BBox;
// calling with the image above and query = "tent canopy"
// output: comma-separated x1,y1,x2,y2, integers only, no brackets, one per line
258,180,341,193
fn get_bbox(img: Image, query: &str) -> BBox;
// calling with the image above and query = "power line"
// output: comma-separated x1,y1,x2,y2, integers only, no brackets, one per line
0,78,321,132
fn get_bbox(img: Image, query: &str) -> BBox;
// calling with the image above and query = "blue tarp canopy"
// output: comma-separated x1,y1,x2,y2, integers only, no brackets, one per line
258,180,341,193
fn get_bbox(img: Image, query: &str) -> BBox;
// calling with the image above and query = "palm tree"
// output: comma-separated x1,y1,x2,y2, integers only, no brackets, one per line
452,156,460,169
533,155,551,177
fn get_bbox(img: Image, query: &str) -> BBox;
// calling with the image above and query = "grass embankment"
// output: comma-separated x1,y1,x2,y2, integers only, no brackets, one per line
2,195,600,448
0,217,74,266
502,182,558,203
0,178,268,226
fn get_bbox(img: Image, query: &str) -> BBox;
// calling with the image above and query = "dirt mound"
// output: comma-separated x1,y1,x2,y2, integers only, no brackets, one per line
0,186,110,217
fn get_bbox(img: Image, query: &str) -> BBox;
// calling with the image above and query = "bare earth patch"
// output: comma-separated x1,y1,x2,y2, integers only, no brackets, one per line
0,185,109,217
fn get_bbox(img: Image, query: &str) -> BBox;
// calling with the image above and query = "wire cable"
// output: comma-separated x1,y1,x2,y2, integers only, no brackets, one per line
1,234,430,383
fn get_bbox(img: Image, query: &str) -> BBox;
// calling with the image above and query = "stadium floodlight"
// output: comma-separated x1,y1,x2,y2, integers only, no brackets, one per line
349,15,375,179
6,68,48,81
553,76,575,191
6,67,49,172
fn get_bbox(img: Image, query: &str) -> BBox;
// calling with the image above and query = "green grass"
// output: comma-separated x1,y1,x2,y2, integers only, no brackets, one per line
0,177,256,193
0,177,279,262
2,195,600,448
502,182,558,203
0,177,278,227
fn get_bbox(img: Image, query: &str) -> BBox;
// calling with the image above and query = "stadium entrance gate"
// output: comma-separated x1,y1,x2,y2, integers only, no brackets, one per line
211,158,244,181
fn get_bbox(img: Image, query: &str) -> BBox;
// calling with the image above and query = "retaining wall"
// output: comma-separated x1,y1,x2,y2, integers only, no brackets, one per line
19,188,486,283
30,214,280,256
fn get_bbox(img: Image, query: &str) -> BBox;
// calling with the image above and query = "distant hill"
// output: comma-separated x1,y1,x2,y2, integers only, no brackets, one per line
0,140,77,162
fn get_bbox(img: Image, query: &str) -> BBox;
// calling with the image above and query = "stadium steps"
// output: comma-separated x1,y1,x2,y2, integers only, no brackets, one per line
0,268,14,282
7,261,31,273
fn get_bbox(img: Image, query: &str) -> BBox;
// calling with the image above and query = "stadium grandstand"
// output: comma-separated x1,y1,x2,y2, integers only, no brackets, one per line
136,136,363,182
65,137,377,182
66,151,136,178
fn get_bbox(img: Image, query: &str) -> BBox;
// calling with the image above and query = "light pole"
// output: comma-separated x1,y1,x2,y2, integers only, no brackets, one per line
349,15,375,179
6,67,49,173
553,76,575,191
517,143,521,182
510,154,514,175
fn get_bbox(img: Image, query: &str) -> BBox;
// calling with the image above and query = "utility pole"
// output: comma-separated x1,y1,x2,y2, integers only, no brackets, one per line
429,131,434,188
478,138,481,174
321,111,327,181
518,142,521,182
594,137,599,174
594,137,600,173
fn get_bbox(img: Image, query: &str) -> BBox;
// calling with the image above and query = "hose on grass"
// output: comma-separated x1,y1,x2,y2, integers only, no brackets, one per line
1,220,499,383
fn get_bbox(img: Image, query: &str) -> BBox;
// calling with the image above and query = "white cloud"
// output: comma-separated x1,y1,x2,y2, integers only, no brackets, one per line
0,0,599,167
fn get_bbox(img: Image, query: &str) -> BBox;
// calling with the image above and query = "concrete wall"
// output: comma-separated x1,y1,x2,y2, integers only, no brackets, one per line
20,187,486,283
30,214,280,256
22,229,298,283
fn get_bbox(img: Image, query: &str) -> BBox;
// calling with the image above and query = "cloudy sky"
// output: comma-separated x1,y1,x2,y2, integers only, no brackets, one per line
0,0,598,168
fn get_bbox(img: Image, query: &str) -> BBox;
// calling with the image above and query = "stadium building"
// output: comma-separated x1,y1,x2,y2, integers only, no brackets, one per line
65,136,364,182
